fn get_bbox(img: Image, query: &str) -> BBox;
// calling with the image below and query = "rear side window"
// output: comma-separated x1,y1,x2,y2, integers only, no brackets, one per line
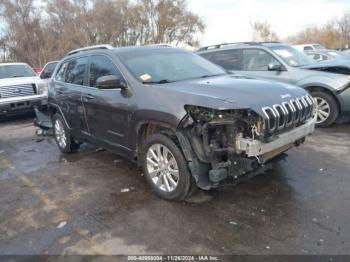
65,57,87,85
89,55,123,87
304,46,313,51
242,49,279,71
200,49,243,71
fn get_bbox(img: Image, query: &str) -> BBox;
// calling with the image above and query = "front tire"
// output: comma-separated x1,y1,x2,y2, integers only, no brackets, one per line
53,114,80,153
141,134,193,200
310,91,339,128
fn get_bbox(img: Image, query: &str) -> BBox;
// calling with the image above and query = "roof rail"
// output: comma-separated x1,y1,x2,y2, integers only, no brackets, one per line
197,41,282,51
143,43,173,47
67,44,114,56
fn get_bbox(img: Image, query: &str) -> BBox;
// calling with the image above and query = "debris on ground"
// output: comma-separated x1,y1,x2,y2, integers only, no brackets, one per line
229,220,238,226
36,138,45,143
95,148,105,153
114,159,124,165
57,221,67,229
320,168,324,172
313,218,318,222
36,129,53,136
121,188,130,193
266,246,271,249
24,149,36,153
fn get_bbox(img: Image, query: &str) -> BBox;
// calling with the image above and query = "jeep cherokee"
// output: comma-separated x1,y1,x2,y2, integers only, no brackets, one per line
198,42,350,127
48,45,315,200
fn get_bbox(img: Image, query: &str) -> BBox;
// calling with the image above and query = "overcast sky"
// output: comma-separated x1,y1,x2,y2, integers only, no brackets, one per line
189,0,350,46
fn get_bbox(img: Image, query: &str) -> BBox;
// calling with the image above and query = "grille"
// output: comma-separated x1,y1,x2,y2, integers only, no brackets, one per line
262,95,314,134
0,84,36,99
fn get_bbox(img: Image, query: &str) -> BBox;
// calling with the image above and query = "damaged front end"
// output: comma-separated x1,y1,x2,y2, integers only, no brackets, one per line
177,103,315,190
33,105,53,136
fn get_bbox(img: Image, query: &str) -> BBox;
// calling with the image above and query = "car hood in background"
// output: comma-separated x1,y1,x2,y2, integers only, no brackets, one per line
300,60,350,75
0,76,41,87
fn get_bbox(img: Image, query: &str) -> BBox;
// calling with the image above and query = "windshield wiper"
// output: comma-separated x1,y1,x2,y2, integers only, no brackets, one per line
142,79,173,84
11,75,26,78
199,73,226,79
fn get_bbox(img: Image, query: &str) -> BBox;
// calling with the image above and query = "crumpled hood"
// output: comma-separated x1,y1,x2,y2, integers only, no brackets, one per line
160,75,308,115
300,59,350,69
0,76,40,87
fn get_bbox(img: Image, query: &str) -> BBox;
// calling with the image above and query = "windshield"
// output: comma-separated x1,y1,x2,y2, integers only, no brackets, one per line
0,64,36,79
314,44,326,50
119,49,226,84
270,46,316,67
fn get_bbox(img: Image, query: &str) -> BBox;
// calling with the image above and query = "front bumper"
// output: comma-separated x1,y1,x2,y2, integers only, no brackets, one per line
236,117,315,158
0,94,47,115
337,86,350,114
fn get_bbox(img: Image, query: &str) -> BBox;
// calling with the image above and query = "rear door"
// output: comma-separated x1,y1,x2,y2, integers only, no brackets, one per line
200,49,243,72
51,57,89,136
82,54,130,151
240,49,291,83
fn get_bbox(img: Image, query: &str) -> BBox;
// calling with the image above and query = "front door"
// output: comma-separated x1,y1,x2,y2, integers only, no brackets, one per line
240,49,291,83
82,55,130,151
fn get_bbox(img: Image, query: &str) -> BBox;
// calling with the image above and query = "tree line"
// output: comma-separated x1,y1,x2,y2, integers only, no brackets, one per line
0,0,205,67
251,12,350,50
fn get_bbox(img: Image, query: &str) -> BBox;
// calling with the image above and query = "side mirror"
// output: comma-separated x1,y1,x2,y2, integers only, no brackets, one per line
96,75,125,89
268,63,283,71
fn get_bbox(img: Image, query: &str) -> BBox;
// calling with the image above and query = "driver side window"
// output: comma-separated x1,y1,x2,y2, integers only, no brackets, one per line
243,49,280,71
89,55,124,88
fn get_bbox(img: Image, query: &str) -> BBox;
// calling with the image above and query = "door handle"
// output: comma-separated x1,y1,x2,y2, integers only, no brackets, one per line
83,94,94,101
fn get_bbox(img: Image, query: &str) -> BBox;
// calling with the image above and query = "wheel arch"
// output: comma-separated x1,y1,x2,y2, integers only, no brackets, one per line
304,86,341,113
135,121,178,165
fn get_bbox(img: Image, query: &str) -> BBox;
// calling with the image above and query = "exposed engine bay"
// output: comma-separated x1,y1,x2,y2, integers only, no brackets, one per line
179,105,315,189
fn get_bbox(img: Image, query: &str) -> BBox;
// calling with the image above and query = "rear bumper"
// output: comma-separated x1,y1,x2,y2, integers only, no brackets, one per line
236,117,315,159
0,95,46,115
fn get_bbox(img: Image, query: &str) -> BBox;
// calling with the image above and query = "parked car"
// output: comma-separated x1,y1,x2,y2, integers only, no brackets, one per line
293,44,326,51
305,49,350,62
47,44,315,200
0,63,47,117
198,42,350,127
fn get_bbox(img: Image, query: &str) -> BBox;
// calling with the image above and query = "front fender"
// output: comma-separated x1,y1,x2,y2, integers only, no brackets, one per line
296,75,347,93
129,109,183,151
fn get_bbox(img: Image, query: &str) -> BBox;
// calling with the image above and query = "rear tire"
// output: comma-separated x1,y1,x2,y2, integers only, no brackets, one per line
141,133,193,200
53,114,80,153
310,90,339,128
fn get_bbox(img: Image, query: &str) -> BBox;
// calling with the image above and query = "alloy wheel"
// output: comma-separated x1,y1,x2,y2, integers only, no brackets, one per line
146,143,179,192
314,96,331,124
54,118,67,149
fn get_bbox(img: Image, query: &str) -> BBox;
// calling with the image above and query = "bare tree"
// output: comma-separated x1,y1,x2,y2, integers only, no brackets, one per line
0,0,46,66
335,12,350,49
250,19,279,42
287,22,340,49
0,0,205,66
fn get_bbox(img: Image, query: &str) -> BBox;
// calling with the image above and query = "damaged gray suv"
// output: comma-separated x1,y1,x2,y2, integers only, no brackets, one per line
48,45,315,200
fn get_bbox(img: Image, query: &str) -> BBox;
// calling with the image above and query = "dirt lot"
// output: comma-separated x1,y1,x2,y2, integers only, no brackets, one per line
0,114,350,256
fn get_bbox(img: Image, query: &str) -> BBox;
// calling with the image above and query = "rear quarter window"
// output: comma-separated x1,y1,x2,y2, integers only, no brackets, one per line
55,62,68,82
200,49,243,71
